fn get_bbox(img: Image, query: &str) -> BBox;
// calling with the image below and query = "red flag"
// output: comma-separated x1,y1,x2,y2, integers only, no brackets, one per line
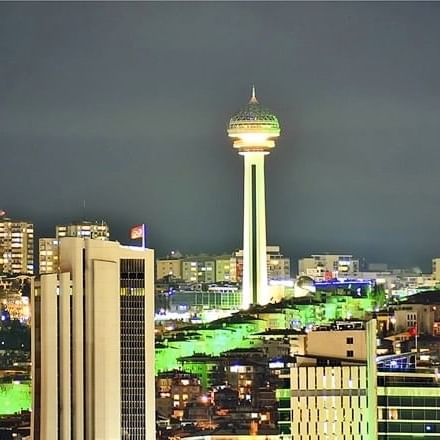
408,326,417,337
130,224,144,240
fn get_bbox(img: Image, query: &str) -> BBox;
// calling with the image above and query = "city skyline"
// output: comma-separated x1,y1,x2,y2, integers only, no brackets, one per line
2,3,440,270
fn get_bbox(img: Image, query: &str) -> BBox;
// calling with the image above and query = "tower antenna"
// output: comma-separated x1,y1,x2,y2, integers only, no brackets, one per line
250,85,258,104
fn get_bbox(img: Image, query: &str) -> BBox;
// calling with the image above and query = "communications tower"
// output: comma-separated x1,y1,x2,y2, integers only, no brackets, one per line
227,87,281,309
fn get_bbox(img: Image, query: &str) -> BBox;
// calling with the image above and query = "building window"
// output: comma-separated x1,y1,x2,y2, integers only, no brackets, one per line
346,337,354,344
347,350,354,357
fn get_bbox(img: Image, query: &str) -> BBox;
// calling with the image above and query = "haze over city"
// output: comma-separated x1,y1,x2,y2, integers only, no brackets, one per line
2,2,440,269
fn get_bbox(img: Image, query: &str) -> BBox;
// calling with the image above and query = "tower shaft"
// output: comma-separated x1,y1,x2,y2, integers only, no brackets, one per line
242,152,269,309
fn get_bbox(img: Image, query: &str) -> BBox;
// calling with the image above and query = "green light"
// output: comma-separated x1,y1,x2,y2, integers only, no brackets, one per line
0,381,31,415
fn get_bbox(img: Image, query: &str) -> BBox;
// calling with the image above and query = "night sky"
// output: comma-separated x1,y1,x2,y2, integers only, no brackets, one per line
1,2,440,271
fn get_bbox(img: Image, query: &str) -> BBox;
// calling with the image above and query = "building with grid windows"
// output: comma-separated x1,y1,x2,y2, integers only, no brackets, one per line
0,216,34,275
377,370,440,439
31,237,155,440
39,220,110,274
275,320,378,440
298,254,359,280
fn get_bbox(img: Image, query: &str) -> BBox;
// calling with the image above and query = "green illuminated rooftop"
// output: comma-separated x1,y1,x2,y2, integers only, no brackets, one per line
0,381,31,415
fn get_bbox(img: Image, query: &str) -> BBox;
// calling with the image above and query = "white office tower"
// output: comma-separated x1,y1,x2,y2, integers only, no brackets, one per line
31,237,155,440
227,87,281,309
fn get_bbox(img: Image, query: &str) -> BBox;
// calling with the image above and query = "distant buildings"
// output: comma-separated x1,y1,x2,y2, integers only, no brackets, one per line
156,246,290,285
56,220,109,240
39,220,109,274
432,258,440,281
182,257,217,284
0,216,34,275
392,290,440,336
298,254,359,280
156,256,182,280
31,237,155,439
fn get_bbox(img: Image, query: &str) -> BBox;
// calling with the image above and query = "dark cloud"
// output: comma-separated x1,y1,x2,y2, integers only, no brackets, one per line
1,2,440,271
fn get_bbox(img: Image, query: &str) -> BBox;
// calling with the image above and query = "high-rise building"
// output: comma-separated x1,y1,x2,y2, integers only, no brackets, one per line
227,90,281,309
39,220,110,274
0,216,34,275
31,237,155,440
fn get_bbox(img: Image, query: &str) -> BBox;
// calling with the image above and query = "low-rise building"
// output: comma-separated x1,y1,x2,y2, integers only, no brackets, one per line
156,371,202,420
156,258,183,280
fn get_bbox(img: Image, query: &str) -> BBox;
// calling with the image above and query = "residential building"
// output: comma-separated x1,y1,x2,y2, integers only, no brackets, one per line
267,246,291,281
156,258,183,280
56,220,109,240
298,254,359,280
156,371,202,420
38,238,59,275
31,237,155,440
433,258,440,282
215,255,234,282
39,220,110,274
0,217,34,275
182,256,216,283
233,246,290,284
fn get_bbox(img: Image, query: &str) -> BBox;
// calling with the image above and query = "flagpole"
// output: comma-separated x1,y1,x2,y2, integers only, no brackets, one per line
142,224,146,249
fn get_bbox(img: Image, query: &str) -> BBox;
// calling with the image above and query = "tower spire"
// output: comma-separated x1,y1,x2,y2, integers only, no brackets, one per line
249,84,258,104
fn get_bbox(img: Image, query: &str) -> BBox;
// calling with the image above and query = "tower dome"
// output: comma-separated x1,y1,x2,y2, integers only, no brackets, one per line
228,87,281,137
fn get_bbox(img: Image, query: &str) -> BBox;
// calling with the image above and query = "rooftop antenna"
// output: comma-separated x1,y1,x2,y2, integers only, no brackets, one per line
83,199,86,221
249,84,258,104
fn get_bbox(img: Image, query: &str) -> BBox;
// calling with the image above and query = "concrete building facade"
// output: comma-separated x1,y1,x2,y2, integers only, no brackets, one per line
31,238,155,440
